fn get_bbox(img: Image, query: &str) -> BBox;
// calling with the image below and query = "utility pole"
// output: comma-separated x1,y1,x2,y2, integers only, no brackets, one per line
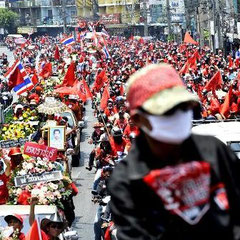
143,0,148,36
215,0,222,51
62,0,67,33
166,0,171,39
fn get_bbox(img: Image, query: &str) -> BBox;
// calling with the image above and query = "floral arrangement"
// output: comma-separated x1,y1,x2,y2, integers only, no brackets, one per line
0,226,19,240
1,123,35,140
7,156,72,209
42,77,63,95
13,109,39,122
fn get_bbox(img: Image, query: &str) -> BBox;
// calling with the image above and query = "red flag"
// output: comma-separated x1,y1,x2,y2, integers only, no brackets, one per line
8,67,24,90
93,70,108,92
54,45,60,60
183,32,199,45
210,98,220,114
39,62,52,79
25,220,48,240
61,62,76,87
100,85,110,110
73,80,87,102
82,79,93,99
179,62,190,75
220,86,233,118
205,71,223,92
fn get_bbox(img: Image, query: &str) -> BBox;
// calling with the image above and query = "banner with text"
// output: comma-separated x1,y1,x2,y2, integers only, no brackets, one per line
24,142,58,161
14,171,63,187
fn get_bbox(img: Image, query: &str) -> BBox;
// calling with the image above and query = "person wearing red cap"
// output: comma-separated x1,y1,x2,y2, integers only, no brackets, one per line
0,151,11,204
108,64,240,240
4,214,25,239
8,147,23,171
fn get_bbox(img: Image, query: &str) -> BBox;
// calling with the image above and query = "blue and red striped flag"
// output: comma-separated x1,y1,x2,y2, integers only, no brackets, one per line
61,36,75,46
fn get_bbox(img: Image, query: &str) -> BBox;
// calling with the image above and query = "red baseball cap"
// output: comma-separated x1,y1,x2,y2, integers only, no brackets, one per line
8,147,22,157
126,63,199,115
4,214,23,225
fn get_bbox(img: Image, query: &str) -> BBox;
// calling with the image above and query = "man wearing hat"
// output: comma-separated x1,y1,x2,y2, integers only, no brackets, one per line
29,198,67,240
8,147,23,171
4,214,25,239
108,64,240,240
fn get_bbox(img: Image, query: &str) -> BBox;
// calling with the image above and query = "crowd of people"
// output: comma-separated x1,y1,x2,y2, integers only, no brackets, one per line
0,19,240,239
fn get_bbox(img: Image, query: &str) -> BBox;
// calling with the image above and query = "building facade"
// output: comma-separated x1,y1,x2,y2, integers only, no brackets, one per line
9,0,78,35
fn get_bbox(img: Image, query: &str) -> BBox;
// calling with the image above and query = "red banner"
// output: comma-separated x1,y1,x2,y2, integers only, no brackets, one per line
24,142,58,161
100,14,120,24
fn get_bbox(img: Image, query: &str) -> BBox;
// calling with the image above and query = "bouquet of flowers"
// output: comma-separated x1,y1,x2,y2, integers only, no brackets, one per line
1,123,35,140
7,156,72,209
0,226,18,240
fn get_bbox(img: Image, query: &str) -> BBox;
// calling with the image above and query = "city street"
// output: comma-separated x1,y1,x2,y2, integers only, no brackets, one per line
72,100,97,239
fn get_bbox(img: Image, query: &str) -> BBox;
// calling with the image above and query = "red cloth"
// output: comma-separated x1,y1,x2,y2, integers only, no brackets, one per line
93,70,108,92
39,62,52,79
100,85,110,110
183,32,199,45
114,118,128,131
8,67,24,90
25,220,48,240
0,173,9,204
220,86,233,118
18,190,31,205
123,125,139,137
205,71,223,92
61,62,76,87
54,45,60,60
104,107,117,117
209,98,220,115
73,80,87,102
70,182,79,196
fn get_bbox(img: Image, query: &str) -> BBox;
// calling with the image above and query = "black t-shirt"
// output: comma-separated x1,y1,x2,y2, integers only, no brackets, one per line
108,134,240,240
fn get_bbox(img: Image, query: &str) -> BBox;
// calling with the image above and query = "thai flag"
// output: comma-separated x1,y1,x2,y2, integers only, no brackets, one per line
13,76,33,95
101,28,109,38
102,46,111,59
13,62,34,95
61,36,75,46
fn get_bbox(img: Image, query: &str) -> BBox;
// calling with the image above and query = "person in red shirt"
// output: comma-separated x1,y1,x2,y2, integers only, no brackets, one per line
111,127,129,154
0,156,11,204
123,119,140,138
113,111,128,131
104,101,117,118
4,214,25,240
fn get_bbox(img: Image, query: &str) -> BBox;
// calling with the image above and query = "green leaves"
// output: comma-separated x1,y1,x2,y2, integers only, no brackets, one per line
0,8,18,30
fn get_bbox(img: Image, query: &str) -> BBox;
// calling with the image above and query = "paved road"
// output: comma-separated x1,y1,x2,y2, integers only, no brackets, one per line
72,100,97,239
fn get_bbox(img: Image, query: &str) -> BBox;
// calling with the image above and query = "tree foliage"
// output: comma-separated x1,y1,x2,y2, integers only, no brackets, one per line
0,8,18,31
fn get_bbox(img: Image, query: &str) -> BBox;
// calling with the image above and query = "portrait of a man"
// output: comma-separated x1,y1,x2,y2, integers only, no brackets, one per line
48,126,65,150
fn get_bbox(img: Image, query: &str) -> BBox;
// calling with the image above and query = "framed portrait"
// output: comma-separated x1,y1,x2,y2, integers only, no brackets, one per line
48,126,66,151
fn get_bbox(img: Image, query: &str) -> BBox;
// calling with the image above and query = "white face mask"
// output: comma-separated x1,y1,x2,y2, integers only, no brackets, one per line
141,109,193,144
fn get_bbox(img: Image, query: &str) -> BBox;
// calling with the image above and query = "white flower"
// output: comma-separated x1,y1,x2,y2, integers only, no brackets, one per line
41,186,48,192
16,188,23,195
18,169,27,176
26,163,34,170
31,188,41,196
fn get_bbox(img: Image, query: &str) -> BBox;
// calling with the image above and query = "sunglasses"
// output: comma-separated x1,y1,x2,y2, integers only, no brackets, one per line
50,224,62,230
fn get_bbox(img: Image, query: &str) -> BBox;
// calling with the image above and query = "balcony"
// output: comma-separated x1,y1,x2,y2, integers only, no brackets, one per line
11,0,40,8
98,0,138,7
40,0,76,7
